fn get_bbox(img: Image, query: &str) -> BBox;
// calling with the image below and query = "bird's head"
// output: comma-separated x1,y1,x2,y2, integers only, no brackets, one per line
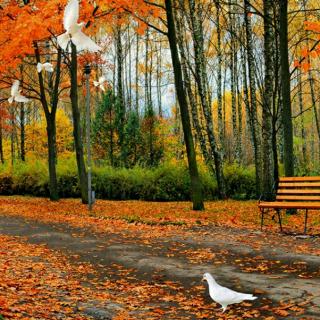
202,272,212,282
202,273,217,284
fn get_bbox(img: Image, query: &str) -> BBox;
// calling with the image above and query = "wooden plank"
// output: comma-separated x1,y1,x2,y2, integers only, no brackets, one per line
278,182,320,188
279,176,320,182
277,189,320,194
276,195,320,201
259,201,320,209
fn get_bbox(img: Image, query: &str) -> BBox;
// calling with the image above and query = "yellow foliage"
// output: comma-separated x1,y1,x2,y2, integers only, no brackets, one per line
25,109,73,159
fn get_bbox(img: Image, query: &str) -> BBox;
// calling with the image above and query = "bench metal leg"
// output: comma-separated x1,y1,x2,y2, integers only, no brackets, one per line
304,209,308,234
260,208,264,231
276,209,283,232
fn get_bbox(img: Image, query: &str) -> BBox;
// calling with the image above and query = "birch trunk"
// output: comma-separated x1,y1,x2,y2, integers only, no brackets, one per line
244,0,262,196
165,0,204,210
262,0,275,196
188,0,226,198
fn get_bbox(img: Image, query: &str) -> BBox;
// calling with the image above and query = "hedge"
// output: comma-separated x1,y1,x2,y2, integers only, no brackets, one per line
0,159,256,201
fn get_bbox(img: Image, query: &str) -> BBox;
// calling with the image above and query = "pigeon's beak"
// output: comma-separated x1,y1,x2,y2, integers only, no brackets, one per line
201,277,205,282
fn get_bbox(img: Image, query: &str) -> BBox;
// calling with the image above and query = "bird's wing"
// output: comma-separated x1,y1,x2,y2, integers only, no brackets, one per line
37,62,43,73
99,76,106,84
11,80,20,96
71,31,101,52
210,285,242,305
63,0,79,31
43,63,54,72
15,92,29,103
15,94,29,103
215,286,256,305
57,32,70,50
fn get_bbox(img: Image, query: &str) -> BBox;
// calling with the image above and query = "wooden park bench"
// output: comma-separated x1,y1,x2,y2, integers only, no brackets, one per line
258,176,320,234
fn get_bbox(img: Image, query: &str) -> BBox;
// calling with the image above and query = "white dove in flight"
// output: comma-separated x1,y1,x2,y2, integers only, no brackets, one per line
57,0,101,52
37,62,54,73
8,80,29,104
202,273,257,313
93,76,106,91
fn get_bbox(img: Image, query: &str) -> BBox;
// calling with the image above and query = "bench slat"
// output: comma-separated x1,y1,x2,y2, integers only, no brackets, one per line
276,195,320,201
278,182,320,188
277,189,320,194
279,176,320,182
259,201,320,209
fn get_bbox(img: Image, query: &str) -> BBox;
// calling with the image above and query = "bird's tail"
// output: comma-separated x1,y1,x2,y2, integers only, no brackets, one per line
244,294,257,301
57,32,70,51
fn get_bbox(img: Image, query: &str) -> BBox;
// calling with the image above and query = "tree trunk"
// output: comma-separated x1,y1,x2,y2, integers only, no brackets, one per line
10,106,15,166
70,42,88,203
175,3,213,171
34,42,60,201
279,0,294,177
228,2,239,162
116,26,126,165
165,0,204,210
46,115,59,200
188,0,226,198
0,115,3,163
262,0,275,196
20,103,25,161
157,39,163,117
244,0,262,196
298,69,307,169
215,0,224,147
135,33,140,115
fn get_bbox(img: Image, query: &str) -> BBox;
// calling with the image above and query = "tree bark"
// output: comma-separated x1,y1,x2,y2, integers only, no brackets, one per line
0,115,3,163
244,0,262,196
175,3,213,172
298,69,307,168
188,0,226,198
262,0,275,196
279,0,294,177
20,103,25,161
116,26,126,165
70,42,88,203
34,42,60,201
215,0,224,147
165,0,204,210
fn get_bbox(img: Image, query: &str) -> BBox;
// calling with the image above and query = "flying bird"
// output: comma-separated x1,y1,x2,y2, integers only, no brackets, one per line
57,0,101,52
37,62,54,73
93,76,106,91
202,273,257,313
8,80,29,104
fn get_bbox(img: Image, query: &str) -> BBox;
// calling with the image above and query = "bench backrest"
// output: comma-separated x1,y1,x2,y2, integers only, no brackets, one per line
276,177,320,202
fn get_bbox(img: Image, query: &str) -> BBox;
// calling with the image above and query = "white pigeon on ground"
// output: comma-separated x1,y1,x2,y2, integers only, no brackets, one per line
202,273,257,313
37,62,54,73
57,0,101,52
93,76,106,91
8,80,29,104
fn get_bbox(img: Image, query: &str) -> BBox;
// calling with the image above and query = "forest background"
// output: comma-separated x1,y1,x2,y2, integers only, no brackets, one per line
0,0,320,209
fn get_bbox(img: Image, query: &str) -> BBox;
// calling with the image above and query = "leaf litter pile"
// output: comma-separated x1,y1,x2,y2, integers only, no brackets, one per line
0,196,319,319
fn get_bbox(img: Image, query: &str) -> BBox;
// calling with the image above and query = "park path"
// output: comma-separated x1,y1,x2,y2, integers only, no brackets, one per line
0,214,319,319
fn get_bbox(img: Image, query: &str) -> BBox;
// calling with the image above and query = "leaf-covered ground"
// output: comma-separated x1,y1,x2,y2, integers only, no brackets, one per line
0,196,319,319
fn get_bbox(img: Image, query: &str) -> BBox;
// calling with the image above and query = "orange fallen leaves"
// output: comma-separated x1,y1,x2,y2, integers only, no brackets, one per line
0,197,317,319
0,196,319,233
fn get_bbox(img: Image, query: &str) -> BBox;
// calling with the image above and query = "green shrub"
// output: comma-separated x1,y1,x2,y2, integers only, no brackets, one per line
0,159,257,200
224,164,256,199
